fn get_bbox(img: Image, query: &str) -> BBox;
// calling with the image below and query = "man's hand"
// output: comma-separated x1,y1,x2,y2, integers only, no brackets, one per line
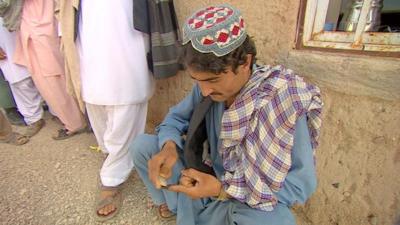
168,168,222,199
0,47,7,60
148,140,179,189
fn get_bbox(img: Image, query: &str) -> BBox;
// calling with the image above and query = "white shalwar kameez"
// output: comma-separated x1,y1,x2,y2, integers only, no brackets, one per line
77,0,154,187
0,18,43,125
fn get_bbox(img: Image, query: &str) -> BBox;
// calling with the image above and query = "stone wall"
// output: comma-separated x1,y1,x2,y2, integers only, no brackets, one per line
147,1,400,224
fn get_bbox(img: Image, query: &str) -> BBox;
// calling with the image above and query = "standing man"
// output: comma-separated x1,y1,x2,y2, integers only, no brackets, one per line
0,18,44,137
75,0,154,221
13,0,85,140
130,4,323,225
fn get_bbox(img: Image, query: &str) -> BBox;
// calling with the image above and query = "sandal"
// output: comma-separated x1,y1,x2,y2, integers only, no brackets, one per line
25,119,45,137
0,132,29,145
94,185,123,222
146,195,154,209
147,196,175,220
52,128,84,140
158,203,175,219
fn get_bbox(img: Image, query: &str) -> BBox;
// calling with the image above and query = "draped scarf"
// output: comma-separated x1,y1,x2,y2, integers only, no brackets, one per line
0,0,24,31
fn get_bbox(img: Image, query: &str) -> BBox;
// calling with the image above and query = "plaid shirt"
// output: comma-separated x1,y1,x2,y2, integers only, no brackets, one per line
219,65,323,211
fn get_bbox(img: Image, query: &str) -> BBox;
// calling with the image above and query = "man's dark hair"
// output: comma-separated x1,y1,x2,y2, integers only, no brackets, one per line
180,35,257,74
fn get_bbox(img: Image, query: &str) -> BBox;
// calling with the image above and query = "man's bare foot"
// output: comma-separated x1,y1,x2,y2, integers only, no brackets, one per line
0,132,29,145
158,203,175,219
97,190,117,216
95,186,122,221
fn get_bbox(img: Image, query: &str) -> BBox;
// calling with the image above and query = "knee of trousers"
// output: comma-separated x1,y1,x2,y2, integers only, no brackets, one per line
130,134,159,166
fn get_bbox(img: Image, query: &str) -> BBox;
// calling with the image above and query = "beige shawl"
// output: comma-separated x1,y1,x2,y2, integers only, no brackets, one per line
54,0,84,112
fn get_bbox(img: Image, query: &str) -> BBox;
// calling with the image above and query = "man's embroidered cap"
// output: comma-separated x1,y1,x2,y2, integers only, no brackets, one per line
182,4,247,57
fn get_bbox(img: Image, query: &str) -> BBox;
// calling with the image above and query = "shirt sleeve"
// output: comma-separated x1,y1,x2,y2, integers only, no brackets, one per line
156,84,203,150
275,114,318,206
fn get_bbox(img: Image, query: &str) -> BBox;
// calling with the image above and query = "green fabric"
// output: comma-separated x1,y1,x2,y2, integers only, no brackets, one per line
0,0,24,31
0,71,16,109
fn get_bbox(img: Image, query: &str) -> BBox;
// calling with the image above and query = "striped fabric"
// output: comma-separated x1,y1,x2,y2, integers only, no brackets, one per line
219,65,323,211
133,0,180,79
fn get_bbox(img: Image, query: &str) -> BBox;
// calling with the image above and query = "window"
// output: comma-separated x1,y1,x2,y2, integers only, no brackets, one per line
301,0,400,53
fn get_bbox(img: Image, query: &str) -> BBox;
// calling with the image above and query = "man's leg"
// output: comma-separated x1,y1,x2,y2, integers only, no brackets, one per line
230,201,295,225
89,103,148,218
179,198,294,225
9,77,43,126
86,103,107,153
26,43,84,133
0,73,24,126
0,71,16,109
175,194,290,225
31,74,84,132
85,103,113,218
130,134,184,213
0,111,29,145
0,111,12,138
100,103,148,186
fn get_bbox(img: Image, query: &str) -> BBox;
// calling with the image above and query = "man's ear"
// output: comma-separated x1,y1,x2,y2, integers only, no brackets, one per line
238,54,252,73
244,54,252,69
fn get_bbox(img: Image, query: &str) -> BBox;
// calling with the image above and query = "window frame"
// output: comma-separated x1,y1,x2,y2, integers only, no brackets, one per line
296,0,400,57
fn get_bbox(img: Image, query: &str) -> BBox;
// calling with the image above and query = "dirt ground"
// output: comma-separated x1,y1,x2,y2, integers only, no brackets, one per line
1,87,399,225
0,118,317,225
0,114,175,225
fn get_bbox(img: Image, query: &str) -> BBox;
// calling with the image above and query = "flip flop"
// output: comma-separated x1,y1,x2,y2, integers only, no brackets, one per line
157,203,175,219
146,195,175,220
0,132,29,145
52,128,85,140
25,119,45,137
94,185,123,222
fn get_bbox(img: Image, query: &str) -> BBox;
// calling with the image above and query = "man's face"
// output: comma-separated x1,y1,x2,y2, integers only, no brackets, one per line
188,55,252,105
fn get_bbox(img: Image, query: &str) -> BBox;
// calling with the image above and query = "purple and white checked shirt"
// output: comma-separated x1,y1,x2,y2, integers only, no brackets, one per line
219,65,323,211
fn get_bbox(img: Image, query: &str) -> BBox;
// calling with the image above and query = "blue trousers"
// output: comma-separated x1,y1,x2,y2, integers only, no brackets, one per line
130,116,315,225
131,134,296,225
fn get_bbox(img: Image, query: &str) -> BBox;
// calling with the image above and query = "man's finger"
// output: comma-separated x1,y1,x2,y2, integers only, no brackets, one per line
179,175,195,187
148,158,162,189
181,168,204,181
161,155,177,178
159,164,172,179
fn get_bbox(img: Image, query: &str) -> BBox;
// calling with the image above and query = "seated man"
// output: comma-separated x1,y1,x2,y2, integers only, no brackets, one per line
130,4,323,225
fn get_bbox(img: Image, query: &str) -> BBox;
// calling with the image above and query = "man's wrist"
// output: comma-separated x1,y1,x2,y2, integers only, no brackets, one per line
161,140,178,159
161,140,177,153
163,140,176,148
